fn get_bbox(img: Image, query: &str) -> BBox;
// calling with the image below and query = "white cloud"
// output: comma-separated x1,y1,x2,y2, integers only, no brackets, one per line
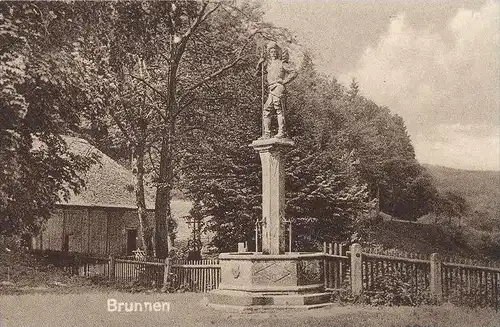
339,0,499,170
415,123,500,171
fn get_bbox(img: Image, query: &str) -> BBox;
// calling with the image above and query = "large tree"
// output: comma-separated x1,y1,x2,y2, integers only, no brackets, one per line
288,60,438,221
75,1,266,257
338,88,438,220
0,2,97,236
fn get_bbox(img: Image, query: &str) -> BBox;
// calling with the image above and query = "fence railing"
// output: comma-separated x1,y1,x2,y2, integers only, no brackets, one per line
323,242,350,290
323,242,500,309
171,259,220,292
113,258,164,287
75,256,109,277
442,261,499,307
54,244,499,308
362,252,430,297
75,256,221,292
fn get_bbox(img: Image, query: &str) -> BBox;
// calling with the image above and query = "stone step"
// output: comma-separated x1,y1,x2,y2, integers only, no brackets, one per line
208,289,331,308
208,302,337,312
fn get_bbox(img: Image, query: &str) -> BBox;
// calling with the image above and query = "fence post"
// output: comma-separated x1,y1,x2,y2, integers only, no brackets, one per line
351,243,363,296
162,257,172,292
109,255,115,281
323,242,328,289
238,242,247,253
430,253,443,303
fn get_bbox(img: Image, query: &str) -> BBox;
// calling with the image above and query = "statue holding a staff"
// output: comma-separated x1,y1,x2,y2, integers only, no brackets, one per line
256,41,298,139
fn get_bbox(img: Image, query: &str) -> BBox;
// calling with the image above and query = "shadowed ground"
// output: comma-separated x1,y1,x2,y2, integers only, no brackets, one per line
0,292,499,327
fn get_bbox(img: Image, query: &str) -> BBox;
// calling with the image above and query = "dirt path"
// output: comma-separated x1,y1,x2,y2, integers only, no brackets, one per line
0,291,499,327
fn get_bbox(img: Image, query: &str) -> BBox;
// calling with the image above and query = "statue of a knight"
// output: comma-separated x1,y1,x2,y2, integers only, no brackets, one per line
256,41,298,139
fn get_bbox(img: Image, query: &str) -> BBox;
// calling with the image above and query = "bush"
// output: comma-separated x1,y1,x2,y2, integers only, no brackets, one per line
331,272,435,307
330,287,363,304
113,280,155,293
447,285,491,309
367,272,434,306
88,274,110,286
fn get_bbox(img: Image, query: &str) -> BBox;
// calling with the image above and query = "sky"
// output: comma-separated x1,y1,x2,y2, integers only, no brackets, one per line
261,0,499,171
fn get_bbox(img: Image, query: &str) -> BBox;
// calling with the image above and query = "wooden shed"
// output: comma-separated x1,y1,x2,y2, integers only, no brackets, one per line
32,136,191,256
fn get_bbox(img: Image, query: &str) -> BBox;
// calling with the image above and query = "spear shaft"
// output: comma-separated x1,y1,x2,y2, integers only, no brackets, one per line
261,47,265,136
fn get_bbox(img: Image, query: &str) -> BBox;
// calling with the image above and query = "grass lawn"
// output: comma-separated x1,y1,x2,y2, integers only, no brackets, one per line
0,291,499,327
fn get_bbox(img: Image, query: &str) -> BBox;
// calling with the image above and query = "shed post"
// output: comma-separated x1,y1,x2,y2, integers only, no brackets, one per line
109,255,115,281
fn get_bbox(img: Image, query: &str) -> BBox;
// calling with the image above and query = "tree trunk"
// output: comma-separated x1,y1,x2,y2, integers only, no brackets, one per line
153,56,180,258
154,132,174,258
132,142,153,256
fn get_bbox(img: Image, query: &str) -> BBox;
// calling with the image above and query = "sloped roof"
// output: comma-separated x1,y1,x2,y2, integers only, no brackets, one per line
59,135,156,210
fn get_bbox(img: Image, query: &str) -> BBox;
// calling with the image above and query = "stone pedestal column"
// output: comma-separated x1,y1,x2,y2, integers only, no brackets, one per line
250,138,294,255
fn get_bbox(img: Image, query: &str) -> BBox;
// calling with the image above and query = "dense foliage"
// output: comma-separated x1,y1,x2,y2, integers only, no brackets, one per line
181,54,435,251
0,3,97,236
330,272,434,307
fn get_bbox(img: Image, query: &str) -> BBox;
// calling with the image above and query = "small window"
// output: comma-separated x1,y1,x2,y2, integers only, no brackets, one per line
126,229,138,255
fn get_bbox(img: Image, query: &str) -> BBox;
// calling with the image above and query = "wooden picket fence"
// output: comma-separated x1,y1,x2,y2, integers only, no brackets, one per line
64,244,499,308
75,256,110,277
323,242,350,290
360,246,431,297
323,242,500,308
171,259,221,292
442,261,499,307
76,256,221,292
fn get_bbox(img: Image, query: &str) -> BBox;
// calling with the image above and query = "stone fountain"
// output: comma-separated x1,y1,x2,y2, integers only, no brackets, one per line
208,138,330,310
208,41,330,310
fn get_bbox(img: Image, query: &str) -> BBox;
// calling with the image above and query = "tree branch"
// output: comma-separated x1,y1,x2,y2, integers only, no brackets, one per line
147,146,160,178
126,74,168,122
157,52,172,65
172,2,220,66
180,2,219,44
107,105,133,145
127,73,167,101
176,29,259,112
120,102,140,138
177,97,197,115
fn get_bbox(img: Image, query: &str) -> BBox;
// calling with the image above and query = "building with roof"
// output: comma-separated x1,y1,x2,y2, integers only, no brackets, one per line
32,136,192,256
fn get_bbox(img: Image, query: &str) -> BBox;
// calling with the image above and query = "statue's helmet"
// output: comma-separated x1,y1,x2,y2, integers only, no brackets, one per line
266,41,279,52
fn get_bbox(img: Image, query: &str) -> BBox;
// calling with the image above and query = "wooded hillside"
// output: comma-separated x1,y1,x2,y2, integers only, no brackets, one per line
419,164,500,259
424,164,500,233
